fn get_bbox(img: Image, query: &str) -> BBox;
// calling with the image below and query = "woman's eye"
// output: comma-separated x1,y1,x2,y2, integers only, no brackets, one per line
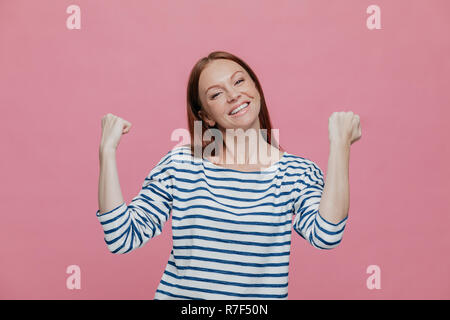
210,79,243,99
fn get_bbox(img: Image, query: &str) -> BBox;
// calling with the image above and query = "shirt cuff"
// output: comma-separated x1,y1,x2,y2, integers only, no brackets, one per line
317,209,348,233
96,202,127,223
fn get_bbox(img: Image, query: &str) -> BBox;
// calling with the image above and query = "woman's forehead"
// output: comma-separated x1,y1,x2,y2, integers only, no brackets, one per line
200,60,246,88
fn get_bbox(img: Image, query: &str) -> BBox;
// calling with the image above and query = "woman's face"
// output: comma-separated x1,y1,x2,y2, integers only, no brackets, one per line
198,59,261,132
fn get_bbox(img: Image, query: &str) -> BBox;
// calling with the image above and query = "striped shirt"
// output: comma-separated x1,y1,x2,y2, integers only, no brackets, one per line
96,145,348,299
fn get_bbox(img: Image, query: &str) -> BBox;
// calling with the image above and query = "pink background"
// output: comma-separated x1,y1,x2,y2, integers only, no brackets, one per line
1,0,449,299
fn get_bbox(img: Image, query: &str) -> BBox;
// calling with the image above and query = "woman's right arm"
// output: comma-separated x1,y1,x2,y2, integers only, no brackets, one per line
98,113,132,214
98,147,125,214
96,114,174,254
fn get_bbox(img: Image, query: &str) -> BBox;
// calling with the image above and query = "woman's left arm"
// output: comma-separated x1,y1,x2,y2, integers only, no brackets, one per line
319,111,362,224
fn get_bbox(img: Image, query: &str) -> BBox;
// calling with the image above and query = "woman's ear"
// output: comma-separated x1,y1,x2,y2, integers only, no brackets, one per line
198,109,216,127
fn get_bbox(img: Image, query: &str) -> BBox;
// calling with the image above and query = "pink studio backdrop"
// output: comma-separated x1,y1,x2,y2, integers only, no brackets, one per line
1,0,449,299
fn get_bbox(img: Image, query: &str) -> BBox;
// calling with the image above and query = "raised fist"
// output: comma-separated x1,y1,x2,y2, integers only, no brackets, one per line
328,111,362,146
100,113,132,151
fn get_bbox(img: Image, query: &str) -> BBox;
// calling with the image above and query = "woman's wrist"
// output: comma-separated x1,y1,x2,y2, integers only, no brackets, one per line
329,139,350,150
99,145,116,159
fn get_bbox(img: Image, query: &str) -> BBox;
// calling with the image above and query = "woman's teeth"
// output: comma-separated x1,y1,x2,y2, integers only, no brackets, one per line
230,102,249,115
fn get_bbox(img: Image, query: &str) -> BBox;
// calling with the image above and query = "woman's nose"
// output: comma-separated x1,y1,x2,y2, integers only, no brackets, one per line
227,89,241,102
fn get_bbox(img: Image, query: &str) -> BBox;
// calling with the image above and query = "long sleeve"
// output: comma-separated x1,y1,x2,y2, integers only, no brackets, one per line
96,153,174,254
292,161,348,250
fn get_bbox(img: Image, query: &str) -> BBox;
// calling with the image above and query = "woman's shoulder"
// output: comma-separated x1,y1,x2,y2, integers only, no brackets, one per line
282,151,322,173
159,144,196,166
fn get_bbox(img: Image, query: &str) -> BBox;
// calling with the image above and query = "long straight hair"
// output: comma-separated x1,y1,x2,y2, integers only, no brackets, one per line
186,51,282,158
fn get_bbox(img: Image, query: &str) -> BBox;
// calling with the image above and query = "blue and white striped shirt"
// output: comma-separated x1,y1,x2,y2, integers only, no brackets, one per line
96,145,348,299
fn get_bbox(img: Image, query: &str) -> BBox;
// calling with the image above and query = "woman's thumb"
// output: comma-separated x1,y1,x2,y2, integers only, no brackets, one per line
122,121,132,134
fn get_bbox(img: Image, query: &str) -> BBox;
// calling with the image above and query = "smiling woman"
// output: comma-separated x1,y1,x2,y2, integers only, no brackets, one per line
96,50,351,300
186,51,283,165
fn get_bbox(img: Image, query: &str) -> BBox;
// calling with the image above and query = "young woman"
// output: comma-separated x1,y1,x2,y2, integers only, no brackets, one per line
96,51,362,300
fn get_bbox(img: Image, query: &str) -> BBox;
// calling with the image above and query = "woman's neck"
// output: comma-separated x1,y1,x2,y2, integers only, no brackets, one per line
212,128,281,166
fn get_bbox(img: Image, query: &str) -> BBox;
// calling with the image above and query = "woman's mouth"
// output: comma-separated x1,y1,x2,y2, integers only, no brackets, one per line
229,101,250,117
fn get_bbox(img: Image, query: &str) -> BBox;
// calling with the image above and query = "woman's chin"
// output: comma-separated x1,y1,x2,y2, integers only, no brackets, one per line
228,117,259,131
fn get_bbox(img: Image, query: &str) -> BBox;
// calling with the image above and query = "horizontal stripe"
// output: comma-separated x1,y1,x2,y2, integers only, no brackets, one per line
152,165,308,182
155,289,204,300
173,255,289,268
167,260,288,278
172,214,292,227
171,184,303,202
172,204,293,217
159,279,288,299
173,234,291,247
173,194,294,210
172,244,290,257
165,175,298,192
172,224,291,237
163,270,288,288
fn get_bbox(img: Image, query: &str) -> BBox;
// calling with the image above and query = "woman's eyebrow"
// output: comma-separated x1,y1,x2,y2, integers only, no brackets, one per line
205,70,243,94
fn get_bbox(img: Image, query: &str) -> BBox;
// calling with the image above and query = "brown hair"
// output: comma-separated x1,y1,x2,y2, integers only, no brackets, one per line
186,51,282,158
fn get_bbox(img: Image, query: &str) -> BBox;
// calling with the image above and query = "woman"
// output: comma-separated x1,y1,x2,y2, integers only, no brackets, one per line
96,51,362,300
